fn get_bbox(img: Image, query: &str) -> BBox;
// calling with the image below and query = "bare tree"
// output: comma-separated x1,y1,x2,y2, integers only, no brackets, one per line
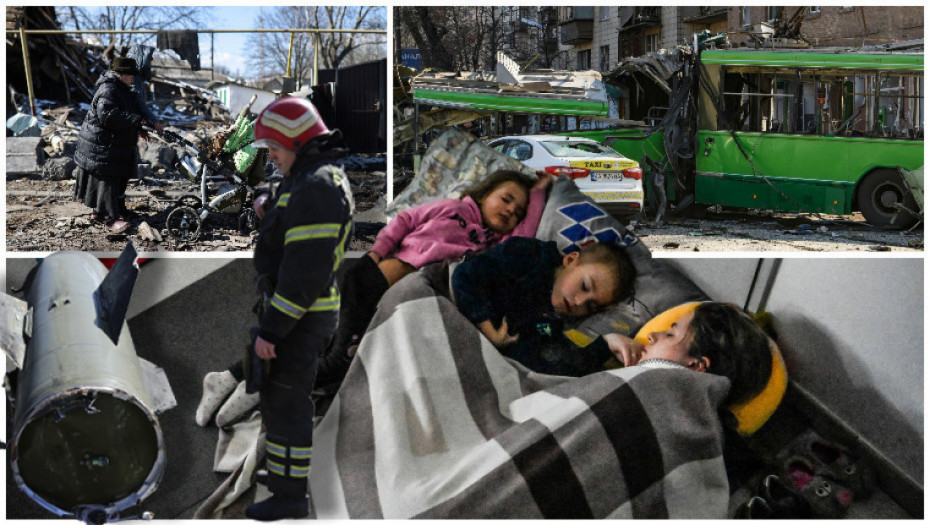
244,7,386,85
396,7,526,72
56,6,213,48
396,7,457,71
308,6,386,68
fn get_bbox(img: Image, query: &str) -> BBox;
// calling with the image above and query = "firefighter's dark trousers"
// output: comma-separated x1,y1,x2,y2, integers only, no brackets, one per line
261,330,326,499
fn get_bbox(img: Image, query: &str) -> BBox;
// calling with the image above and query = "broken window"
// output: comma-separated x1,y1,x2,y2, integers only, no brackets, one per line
741,7,752,27
577,49,591,70
717,64,923,139
644,31,659,53
599,45,611,71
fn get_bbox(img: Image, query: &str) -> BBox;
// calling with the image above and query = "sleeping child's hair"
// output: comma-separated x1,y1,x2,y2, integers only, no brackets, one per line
688,302,773,405
576,242,636,304
461,170,535,204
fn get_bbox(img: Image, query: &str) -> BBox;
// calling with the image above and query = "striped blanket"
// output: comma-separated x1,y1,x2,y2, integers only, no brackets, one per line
308,267,732,518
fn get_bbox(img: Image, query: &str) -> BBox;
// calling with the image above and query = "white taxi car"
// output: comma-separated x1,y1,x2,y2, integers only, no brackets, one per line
488,135,644,213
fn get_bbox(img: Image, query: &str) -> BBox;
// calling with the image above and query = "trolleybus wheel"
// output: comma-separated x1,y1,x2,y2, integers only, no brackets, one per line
857,169,919,229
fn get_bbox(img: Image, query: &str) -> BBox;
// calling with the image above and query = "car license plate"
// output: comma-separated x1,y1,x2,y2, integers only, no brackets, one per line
581,190,644,202
592,172,623,182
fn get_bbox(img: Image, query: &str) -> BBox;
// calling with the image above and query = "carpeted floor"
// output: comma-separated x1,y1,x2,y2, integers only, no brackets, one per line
6,258,257,520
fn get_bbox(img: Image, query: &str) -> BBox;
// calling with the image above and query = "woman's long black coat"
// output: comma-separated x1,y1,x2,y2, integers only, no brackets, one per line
74,71,144,179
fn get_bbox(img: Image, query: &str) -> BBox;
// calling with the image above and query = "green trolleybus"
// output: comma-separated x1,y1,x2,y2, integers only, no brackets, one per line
580,49,924,227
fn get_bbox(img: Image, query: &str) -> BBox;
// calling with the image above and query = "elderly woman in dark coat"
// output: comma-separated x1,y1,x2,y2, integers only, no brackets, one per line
74,57,152,233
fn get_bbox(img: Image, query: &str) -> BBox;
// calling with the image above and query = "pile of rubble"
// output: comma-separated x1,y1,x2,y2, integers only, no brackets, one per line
8,99,386,253
7,116,386,252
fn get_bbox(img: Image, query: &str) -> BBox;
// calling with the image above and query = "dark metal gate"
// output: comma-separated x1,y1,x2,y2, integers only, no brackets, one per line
317,59,386,154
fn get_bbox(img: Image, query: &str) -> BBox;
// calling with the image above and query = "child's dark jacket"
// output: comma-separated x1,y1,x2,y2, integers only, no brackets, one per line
452,237,612,376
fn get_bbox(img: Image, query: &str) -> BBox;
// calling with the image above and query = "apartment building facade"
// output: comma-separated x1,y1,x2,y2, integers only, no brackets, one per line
728,6,923,47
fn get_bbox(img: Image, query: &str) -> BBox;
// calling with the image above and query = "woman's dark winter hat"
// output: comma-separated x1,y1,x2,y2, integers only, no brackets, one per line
110,57,140,76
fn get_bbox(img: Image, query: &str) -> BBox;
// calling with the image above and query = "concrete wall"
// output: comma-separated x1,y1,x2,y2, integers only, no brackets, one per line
592,7,619,70
727,6,923,47
667,257,924,484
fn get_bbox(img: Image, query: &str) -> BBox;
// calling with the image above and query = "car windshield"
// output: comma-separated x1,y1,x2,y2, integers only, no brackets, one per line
539,140,617,158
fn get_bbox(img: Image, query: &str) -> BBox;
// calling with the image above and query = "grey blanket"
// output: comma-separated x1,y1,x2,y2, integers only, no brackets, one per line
309,269,732,518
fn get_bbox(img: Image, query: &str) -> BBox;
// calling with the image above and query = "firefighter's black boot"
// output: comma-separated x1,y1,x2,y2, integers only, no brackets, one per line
244,494,309,521
316,255,388,387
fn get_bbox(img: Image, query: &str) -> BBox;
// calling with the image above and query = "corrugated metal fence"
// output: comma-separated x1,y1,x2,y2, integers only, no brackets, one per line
316,59,386,154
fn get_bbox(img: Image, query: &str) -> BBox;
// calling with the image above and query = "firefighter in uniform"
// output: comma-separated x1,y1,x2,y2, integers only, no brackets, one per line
245,97,353,520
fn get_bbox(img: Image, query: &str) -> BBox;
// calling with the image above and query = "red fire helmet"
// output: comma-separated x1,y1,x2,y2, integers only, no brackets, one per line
253,97,330,151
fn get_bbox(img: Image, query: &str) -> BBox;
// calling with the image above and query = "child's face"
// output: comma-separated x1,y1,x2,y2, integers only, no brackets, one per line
480,181,528,233
640,311,708,371
550,253,619,318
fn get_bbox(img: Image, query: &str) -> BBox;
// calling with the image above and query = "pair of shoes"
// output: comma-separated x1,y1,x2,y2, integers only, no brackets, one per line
215,381,260,427
785,429,875,498
195,371,238,426
783,461,853,518
733,475,811,519
106,219,131,234
245,494,308,521
776,429,868,518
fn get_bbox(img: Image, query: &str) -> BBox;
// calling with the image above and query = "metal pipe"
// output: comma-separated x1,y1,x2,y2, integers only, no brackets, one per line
313,33,320,87
413,100,420,154
8,28,386,35
19,26,36,115
286,32,295,77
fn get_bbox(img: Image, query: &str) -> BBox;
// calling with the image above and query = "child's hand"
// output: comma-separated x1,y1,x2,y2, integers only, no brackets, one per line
478,319,519,349
603,333,644,367
533,171,553,190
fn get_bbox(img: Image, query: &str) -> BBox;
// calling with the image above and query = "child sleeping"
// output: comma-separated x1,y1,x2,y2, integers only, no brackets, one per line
453,237,772,405
451,236,637,376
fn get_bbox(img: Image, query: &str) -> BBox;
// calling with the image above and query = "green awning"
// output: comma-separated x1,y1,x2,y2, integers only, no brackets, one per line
413,89,609,116
701,50,923,71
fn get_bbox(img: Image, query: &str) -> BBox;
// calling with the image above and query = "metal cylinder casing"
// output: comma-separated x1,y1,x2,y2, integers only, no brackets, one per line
10,251,165,519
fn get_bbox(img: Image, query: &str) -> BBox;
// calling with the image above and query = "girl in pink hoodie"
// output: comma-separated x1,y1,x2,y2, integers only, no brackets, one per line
317,169,551,385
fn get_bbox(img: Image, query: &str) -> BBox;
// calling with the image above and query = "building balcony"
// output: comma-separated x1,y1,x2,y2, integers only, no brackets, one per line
561,20,594,44
681,6,728,24
619,7,662,31
559,6,594,22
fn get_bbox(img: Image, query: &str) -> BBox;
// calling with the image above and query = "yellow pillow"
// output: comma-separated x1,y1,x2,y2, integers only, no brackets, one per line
634,302,787,436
